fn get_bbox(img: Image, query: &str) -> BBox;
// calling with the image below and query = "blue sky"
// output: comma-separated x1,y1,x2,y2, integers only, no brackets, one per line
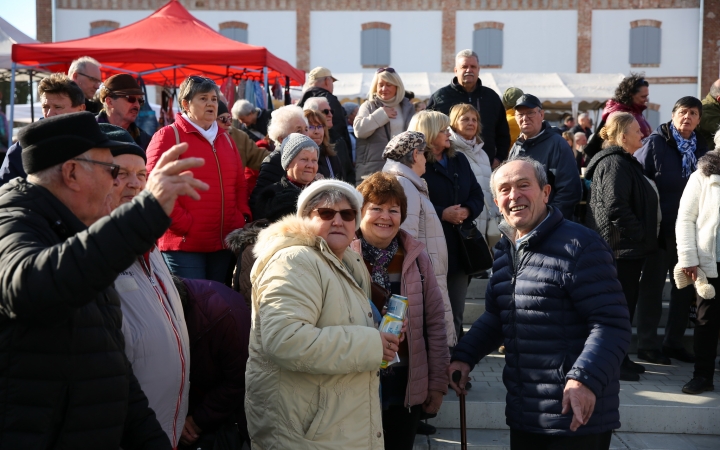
1,0,37,39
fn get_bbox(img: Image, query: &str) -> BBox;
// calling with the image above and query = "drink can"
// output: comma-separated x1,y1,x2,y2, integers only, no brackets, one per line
379,313,403,335
386,294,408,320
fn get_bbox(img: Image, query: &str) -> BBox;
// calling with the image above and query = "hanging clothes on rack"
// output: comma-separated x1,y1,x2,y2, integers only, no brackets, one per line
272,77,282,100
245,80,256,106
254,81,265,109
221,77,235,106
237,78,246,100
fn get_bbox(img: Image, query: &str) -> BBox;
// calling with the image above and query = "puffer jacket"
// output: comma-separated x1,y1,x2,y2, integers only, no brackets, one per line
350,230,449,407
453,207,631,436
116,248,190,449
383,159,455,346
677,151,720,278
251,176,304,223
246,216,384,450
449,129,500,236
0,179,171,449
354,97,415,184
634,121,709,238
146,113,250,252
585,146,658,260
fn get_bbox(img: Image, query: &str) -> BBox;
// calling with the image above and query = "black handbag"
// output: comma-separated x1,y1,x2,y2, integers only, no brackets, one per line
452,173,494,275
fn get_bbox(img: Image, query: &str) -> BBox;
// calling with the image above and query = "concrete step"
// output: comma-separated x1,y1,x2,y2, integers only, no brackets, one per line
428,353,720,435
412,429,720,449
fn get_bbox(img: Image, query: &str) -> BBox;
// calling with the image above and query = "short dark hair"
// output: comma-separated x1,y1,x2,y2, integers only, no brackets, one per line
356,172,408,224
613,72,650,106
38,73,85,107
672,96,703,117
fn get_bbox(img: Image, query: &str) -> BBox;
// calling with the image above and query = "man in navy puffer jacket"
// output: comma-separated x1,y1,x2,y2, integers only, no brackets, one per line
449,157,631,450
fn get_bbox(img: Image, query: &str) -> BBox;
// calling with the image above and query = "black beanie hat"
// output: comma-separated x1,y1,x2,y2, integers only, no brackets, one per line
19,112,141,174
218,100,229,116
98,123,147,163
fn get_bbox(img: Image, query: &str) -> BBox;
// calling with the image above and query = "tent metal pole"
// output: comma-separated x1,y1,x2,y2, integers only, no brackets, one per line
263,66,268,107
29,70,34,122
8,63,16,149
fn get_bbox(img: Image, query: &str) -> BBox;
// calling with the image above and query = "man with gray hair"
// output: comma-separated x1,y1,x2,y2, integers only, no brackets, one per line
68,56,103,113
298,66,352,152
232,99,269,141
427,49,510,166
571,113,592,140
698,79,720,150
449,156,630,450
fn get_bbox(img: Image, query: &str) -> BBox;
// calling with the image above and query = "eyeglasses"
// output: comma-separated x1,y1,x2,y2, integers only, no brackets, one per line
321,108,332,116
77,72,102,84
308,124,324,131
313,208,357,222
189,75,215,84
217,116,232,124
515,111,539,119
73,158,121,179
376,67,396,74
112,95,145,106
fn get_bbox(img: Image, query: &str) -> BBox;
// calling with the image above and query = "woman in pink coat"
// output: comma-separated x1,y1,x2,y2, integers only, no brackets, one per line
352,172,450,450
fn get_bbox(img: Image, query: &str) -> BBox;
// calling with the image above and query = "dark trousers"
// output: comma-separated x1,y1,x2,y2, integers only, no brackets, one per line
510,429,612,450
447,271,469,341
616,258,645,322
695,269,720,380
382,404,423,450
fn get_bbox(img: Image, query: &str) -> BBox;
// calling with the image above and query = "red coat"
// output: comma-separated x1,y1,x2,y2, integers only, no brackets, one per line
146,113,250,253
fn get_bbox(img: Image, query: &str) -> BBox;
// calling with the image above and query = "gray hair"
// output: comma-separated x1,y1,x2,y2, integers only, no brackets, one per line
232,99,258,119
343,102,359,117
578,113,589,121
714,128,720,150
267,105,307,145
573,131,587,141
178,77,220,111
303,97,329,112
710,79,720,99
397,151,416,168
68,56,100,77
300,189,353,218
489,156,548,199
27,150,94,186
455,49,479,66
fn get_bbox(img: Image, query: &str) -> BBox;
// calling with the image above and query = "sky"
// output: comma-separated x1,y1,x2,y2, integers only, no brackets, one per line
1,0,37,39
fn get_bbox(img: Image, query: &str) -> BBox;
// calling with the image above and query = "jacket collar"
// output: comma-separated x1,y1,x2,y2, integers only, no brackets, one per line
350,229,426,273
654,121,708,150
498,206,562,248
450,76,483,95
173,112,227,139
382,160,428,194
96,110,142,139
517,121,553,148
698,151,720,177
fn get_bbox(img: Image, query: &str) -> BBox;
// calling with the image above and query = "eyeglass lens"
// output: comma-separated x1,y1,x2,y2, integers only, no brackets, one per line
315,208,357,222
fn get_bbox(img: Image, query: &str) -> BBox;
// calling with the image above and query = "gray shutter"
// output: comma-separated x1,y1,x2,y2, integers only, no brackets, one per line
645,26,661,65
376,29,391,66
361,28,378,66
644,108,660,130
488,29,503,66
221,28,248,43
473,29,489,65
90,25,114,36
629,27,645,64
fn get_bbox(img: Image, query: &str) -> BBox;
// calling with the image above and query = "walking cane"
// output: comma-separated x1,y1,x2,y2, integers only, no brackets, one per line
452,371,468,450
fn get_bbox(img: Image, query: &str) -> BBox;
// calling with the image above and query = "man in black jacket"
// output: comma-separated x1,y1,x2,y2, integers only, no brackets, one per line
0,112,208,449
97,74,153,150
298,66,352,151
427,49,510,166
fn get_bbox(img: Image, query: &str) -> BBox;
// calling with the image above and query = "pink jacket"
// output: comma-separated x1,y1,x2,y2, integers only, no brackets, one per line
351,229,450,407
602,99,653,138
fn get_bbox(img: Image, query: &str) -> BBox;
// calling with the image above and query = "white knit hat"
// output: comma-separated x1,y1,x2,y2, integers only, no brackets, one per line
296,179,364,230
673,264,716,300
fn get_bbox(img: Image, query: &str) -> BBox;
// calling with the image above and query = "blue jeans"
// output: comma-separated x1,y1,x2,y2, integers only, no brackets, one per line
162,250,234,283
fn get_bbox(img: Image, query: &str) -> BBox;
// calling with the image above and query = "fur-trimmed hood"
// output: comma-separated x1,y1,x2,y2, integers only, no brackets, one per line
224,219,271,255
699,150,720,177
252,215,320,261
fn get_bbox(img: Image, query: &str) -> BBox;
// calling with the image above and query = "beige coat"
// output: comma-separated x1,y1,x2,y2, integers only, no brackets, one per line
229,126,269,171
382,159,456,347
246,215,385,450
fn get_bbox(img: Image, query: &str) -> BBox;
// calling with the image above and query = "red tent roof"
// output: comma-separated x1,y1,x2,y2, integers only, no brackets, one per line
11,0,305,86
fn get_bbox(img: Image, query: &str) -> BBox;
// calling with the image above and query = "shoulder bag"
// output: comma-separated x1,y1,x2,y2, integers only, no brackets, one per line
453,173,494,275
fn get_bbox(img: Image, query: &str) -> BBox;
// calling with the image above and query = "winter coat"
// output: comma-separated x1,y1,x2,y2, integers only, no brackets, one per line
699,93,720,151
116,248,191,448
383,159,456,347
246,215,384,450
453,207,631,436
509,121,583,219
422,151,484,274
181,279,250,436
449,129,500,236
146,113,250,253
96,110,153,150
585,146,659,260
252,176,304,223
228,126,268,172
676,151,720,278
427,77,510,162
350,230,450,407
225,220,270,308
0,179,171,449
505,108,521,149
354,97,415,184
299,86,352,151
0,141,24,185
634,121,709,238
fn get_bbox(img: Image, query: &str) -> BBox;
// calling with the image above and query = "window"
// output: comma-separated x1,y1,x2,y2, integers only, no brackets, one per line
644,103,661,130
219,21,248,43
361,22,391,68
89,20,119,36
473,22,503,68
630,20,661,67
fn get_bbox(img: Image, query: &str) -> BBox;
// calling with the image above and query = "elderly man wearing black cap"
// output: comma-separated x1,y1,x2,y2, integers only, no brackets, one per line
0,111,208,449
508,94,582,219
98,73,152,150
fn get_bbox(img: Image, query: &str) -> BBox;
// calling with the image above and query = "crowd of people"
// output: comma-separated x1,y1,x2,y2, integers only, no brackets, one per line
0,49,719,450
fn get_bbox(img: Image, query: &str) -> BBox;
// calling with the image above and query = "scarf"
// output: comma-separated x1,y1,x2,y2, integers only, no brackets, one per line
361,237,399,292
182,112,218,144
670,123,698,178
374,93,403,108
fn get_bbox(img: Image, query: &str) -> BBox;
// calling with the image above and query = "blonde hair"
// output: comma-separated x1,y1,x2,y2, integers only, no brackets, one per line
599,112,636,148
368,70,405,102
408,110,454,162
449,103,482,142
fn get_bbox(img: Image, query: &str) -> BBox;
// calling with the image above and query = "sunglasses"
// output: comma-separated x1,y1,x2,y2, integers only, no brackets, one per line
77,72,102,84
314,208,357,222
321,108,332,116
376,67,396,74
189,75,215,84
308,124,324,131
112,95,145,105
217,116,232,124
73,158,121,179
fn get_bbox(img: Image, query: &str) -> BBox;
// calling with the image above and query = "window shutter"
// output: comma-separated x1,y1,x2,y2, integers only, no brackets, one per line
629,27,645,64
474,28,503,66
221,28,248,43
361,28,377,66
376,29,391,66
645,26,661,65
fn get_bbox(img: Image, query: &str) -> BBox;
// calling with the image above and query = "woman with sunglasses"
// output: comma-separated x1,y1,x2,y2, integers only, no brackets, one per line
146,76,251,283
246,179,398,449
354,67,415,185
352,172,449,449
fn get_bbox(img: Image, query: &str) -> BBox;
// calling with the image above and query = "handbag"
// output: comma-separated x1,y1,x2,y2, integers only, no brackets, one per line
452,173,494,275
483,197,501,248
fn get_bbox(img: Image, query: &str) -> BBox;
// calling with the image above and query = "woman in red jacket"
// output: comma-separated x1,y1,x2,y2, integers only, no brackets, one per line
146,76,251,282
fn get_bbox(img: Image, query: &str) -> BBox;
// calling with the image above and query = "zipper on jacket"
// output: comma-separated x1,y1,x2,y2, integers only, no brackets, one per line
211,142,226,248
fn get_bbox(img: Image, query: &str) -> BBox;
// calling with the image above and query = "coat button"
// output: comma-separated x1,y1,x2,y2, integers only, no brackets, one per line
368,312,372,318
377,432,382,438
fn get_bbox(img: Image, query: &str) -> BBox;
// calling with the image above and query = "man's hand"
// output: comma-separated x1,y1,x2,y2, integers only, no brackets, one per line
447,360,471,396
179,415,202,446
423,390,444,414
145,143,209,216
379,332,400,362
561,379,596,432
